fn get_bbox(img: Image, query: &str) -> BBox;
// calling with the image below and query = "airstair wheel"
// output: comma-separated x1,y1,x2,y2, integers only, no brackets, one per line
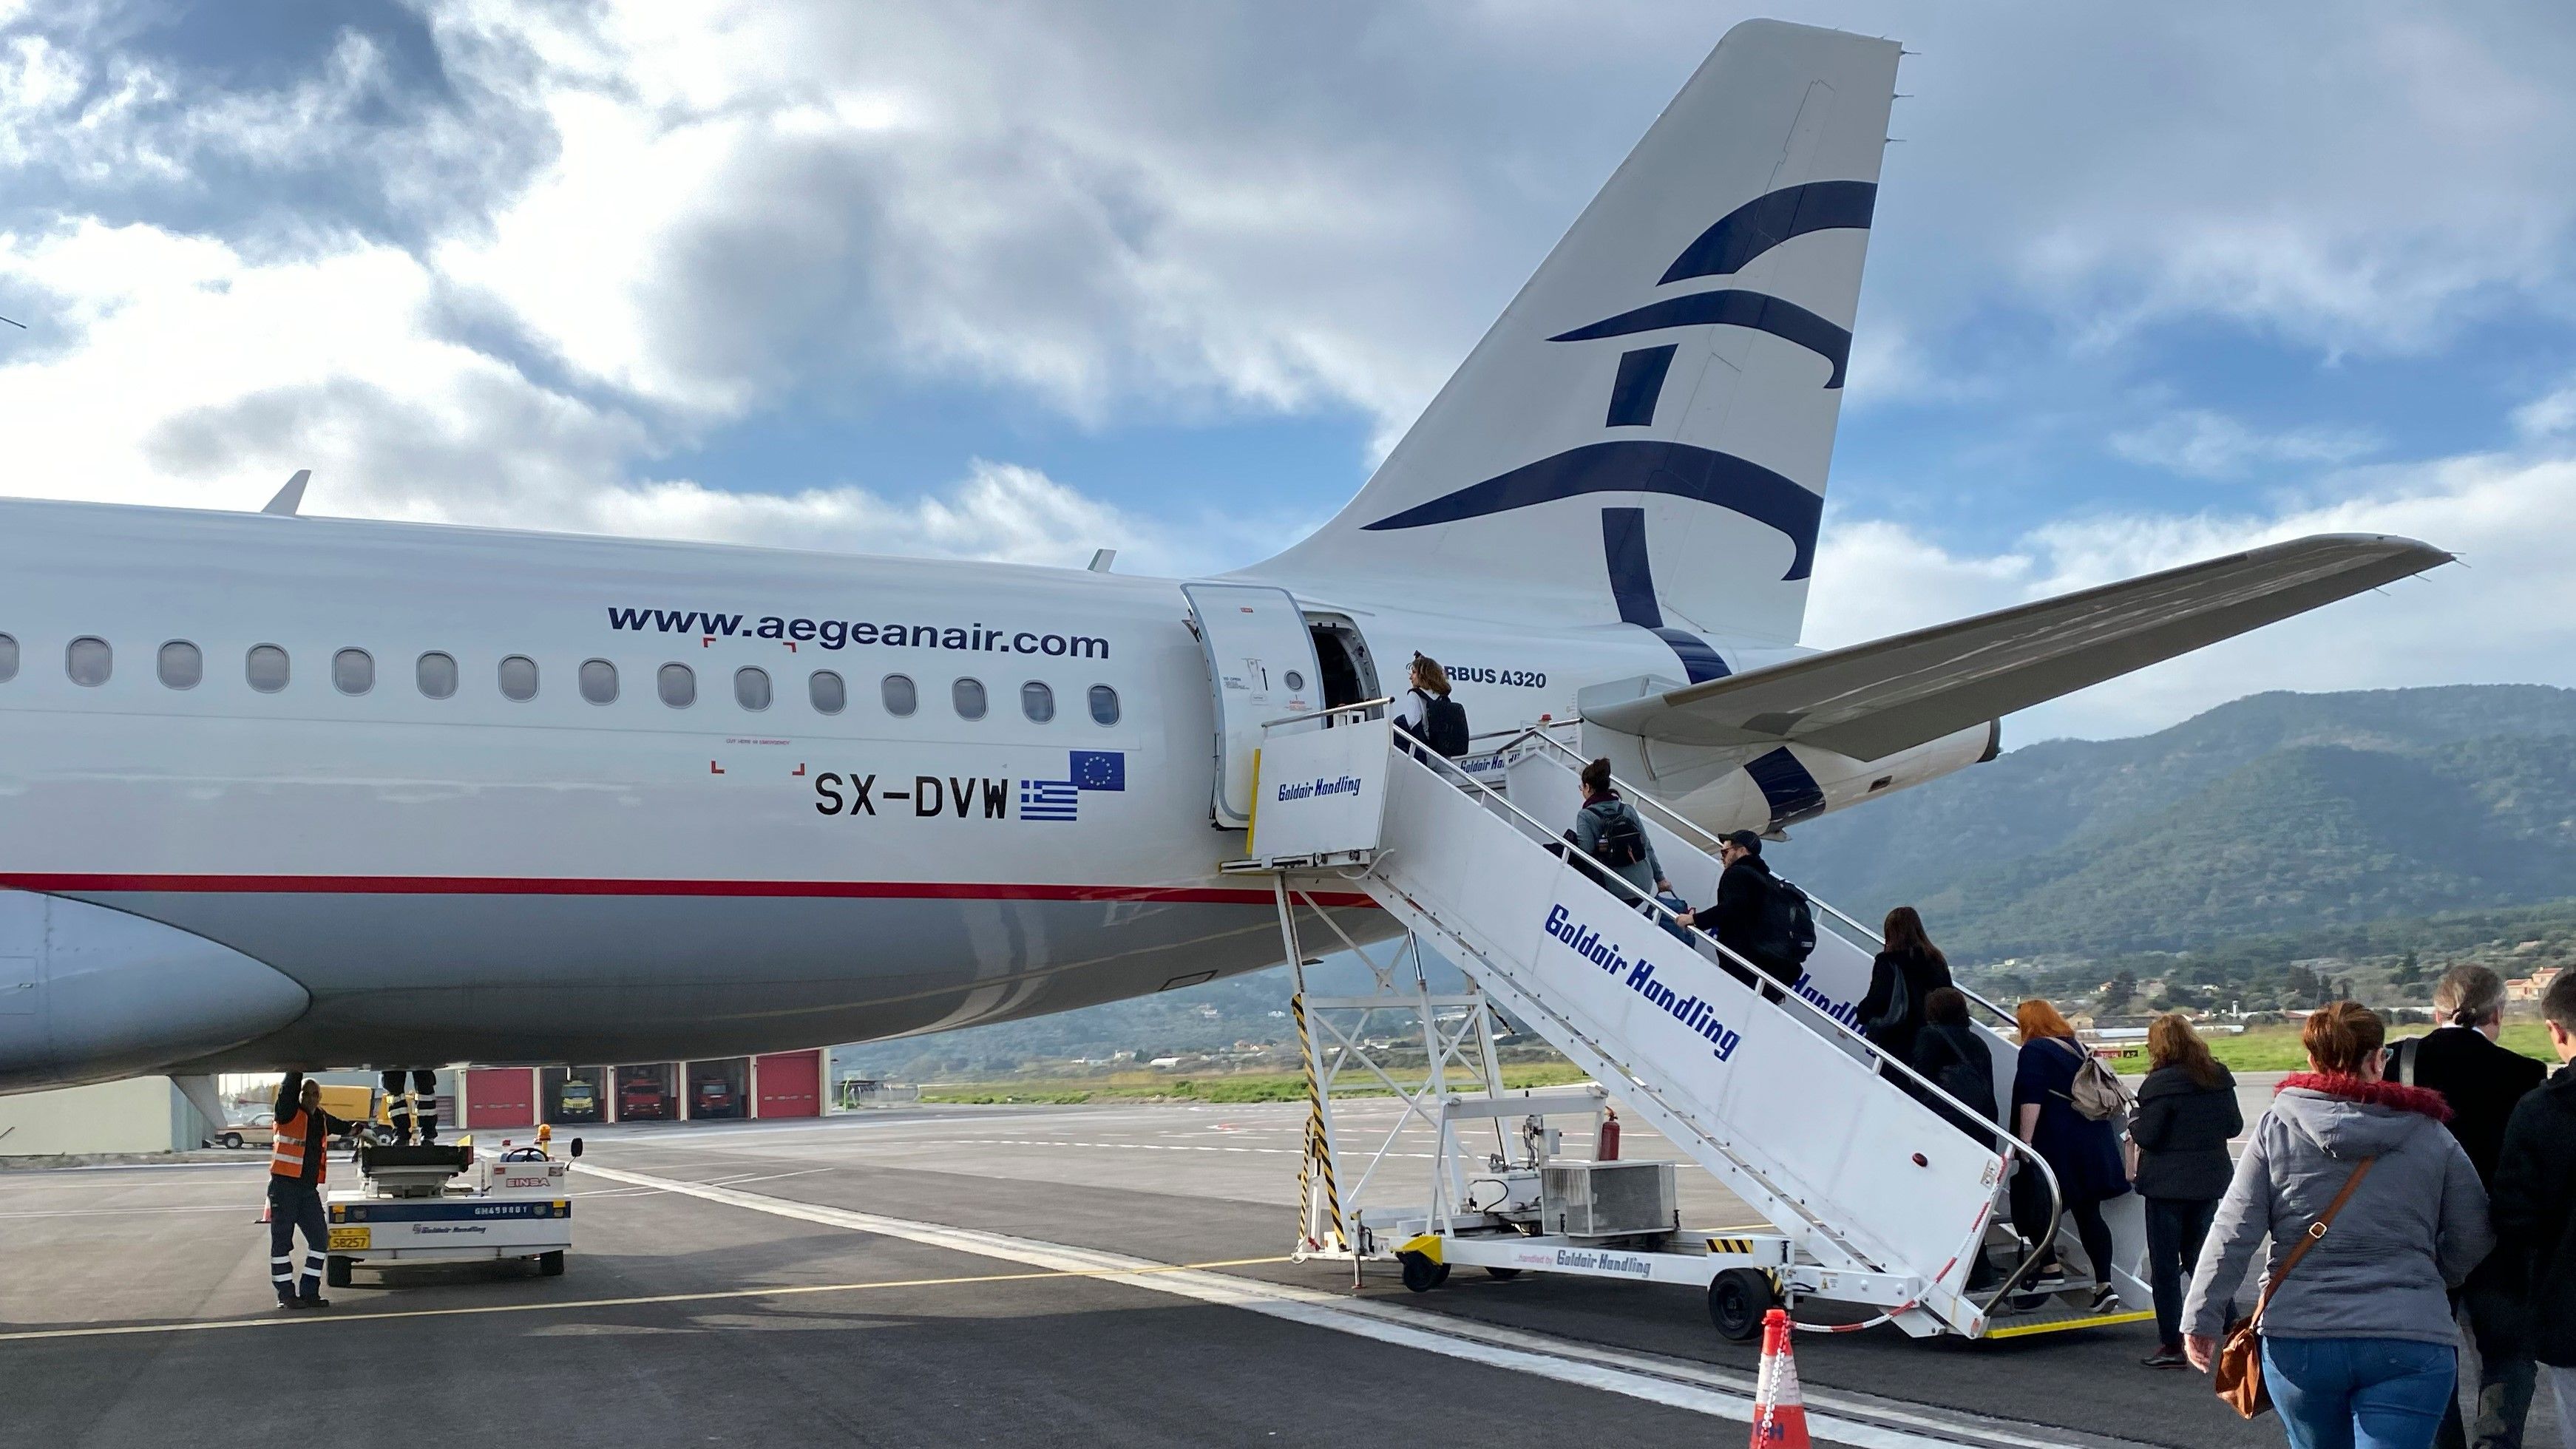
1397,1252,1451,1292
1706,1267,1777,1342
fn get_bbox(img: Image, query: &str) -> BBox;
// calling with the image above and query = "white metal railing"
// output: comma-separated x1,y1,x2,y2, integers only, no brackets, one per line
1388,736,2067,1319
1498,728,2023,1031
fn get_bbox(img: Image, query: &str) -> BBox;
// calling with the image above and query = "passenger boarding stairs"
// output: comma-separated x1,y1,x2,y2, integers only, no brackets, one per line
1234,705,2146,1338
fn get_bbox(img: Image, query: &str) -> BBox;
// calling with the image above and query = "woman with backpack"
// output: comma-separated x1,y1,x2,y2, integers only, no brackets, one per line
2132,1013,2243,1370
2182,1003,2489,1449
1392,654,1469,759
1860,906,1953,1068
1567,757,1670,908
2011,999,2133,1313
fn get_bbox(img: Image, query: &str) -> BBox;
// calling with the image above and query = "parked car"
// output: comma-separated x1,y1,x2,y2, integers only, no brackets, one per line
215,1113,275,1151
619,1080,668,1120
559,1079,599,1119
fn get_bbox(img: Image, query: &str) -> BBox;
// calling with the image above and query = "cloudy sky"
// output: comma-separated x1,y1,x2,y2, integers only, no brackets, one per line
3,0,2572,742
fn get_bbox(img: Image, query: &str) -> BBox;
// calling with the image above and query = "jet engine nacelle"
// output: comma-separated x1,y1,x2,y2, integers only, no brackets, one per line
1579,717,1999,841
0,890,309,1094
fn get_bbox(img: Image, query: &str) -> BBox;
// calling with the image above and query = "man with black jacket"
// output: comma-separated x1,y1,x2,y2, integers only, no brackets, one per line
265,1070,366,1309
1678,831,1791,996
2396,965,2549,1449
2492,970,2576,1436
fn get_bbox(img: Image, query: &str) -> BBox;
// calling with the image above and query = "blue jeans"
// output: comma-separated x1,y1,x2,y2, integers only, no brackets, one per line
2263,1337,2458,1449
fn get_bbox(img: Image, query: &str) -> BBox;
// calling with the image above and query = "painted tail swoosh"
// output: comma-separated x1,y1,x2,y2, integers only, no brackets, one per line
1550,289,1851,388
1360,440,1821,582
1661,179,1877,285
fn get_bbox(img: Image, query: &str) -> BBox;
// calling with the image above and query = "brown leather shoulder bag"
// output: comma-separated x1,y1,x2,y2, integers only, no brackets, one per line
2214,1156,2377,1419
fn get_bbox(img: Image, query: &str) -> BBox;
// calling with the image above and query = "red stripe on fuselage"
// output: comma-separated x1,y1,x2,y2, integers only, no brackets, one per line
0,874,1380,908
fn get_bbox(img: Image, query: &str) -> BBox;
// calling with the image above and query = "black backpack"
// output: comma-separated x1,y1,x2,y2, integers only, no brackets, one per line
1405,689,1471,759
1583,799,1649,869
1758,874,1817,966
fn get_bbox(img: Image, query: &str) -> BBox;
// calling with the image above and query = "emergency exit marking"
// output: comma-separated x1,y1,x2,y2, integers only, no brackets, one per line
791,763,806,776
708,761,725,775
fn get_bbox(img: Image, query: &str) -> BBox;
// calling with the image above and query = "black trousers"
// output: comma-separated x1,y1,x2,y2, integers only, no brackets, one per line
2010,1169,2114,1289
380,1068,439,1142
2436,1263,2538,1449
2143,1195,2220,1349
266,1178,328,1303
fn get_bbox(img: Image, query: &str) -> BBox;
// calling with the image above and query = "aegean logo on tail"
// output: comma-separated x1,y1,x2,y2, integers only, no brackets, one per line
1361,178,1877,586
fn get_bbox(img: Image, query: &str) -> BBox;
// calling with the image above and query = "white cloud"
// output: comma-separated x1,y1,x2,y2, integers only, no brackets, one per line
2108,409,2381,481
2512,375,2576,439
1808,445,2576,742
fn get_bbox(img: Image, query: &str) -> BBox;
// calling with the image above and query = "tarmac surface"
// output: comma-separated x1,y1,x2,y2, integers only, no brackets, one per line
3,1090,2560,1449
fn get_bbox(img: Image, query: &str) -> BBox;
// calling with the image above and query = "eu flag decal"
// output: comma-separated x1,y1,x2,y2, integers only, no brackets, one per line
1071,751,1125,792
1021,750,1125,823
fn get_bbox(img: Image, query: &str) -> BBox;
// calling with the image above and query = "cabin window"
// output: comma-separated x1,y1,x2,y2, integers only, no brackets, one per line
881,673,917,717
416,651,458,699
66,636,112,687
1020,681,1054,723
808,670,845,715
657,662,696,708
333,648,375,696
157,641,203,690
0,633,16,682
246,644,290,693
580,659,618,705
952,677,987,721
498,655,539,702
1088,684,1120,726
734,666,772,711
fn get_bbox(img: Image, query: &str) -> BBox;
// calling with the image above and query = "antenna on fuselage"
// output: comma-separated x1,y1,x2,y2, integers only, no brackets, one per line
261,469,311,517
1087,549,1116,573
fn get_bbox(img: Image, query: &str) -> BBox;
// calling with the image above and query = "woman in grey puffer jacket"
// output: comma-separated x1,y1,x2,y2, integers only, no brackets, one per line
2183,1003,2490,1449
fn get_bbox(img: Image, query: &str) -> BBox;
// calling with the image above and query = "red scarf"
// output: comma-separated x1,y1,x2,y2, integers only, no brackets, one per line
2278,1070,2453,1122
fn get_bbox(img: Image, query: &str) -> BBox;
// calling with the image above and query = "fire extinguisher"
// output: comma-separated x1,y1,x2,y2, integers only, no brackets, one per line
1598,1107,1621,1161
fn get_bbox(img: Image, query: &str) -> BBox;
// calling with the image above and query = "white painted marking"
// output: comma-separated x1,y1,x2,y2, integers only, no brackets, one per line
571,1161,2053,1449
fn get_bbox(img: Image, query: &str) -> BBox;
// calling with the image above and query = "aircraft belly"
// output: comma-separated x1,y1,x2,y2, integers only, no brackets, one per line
121,892,1395,1067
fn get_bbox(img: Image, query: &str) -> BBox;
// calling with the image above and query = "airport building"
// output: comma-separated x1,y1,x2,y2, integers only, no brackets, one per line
0,1076,214,1157
456,1051,827,1129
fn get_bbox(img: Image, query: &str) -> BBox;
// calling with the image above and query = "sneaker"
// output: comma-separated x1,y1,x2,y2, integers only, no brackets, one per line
2141,1346,2188,1368
2089,1284,2120,1314
291,1296,331,1310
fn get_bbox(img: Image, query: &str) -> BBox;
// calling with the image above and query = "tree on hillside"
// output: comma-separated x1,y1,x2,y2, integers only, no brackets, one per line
2096,970,2138,1016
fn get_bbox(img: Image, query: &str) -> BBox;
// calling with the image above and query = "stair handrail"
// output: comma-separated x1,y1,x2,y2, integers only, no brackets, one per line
1390,738,2066,1317
1495,727,2024,1031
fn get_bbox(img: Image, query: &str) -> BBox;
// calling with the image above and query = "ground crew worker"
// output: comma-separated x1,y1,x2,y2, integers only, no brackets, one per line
379,1068,440,1144
268,1071,364,1309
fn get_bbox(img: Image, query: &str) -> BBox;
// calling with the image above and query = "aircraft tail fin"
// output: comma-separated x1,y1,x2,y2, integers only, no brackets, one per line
1246,20,1899,648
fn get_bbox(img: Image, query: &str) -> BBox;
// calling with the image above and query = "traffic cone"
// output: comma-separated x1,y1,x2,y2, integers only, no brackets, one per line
1748,1307,1810,1448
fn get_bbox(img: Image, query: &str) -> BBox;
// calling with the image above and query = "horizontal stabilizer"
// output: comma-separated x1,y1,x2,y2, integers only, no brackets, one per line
1583,533,2453,759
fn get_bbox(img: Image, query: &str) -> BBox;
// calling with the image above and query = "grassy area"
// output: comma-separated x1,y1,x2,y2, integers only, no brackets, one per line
922,1060,1593,1106
2106,1022,2562,1075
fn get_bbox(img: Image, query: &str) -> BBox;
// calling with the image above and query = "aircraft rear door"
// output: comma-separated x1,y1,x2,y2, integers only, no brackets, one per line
1181,583,1326,829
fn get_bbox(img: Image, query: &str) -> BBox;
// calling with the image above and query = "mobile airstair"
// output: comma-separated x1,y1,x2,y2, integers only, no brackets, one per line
1224,702,2150,1341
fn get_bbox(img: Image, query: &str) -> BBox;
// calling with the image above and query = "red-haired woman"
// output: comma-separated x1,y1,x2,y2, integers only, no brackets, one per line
2011,999,2132,1314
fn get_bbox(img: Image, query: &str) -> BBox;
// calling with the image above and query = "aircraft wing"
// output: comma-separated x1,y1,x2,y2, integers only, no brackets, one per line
1584,533,2453,759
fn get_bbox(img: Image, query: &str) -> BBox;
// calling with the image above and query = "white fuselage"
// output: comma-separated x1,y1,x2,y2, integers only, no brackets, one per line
0,498,1981,1081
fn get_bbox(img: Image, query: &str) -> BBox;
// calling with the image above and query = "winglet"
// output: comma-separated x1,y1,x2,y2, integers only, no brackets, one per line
261,469,310,517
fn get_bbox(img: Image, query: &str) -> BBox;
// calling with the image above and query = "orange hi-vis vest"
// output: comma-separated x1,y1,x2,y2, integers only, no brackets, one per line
268,1110,325,1185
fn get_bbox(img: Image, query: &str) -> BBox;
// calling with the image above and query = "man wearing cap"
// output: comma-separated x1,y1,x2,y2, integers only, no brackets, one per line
1680,830,1792,995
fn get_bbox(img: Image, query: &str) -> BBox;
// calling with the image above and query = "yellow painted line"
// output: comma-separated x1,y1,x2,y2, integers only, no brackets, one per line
0,1255,1291,1344
1979,1307,2157,1340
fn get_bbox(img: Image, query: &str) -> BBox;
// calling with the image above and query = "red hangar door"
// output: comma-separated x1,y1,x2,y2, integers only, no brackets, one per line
464,1068,535,1129
753,1052,821,1119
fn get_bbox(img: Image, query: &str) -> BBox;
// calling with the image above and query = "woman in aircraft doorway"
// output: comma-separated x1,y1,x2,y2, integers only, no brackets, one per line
1392,654,1469,759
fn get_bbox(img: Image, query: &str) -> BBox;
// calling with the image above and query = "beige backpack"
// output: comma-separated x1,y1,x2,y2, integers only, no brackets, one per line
2057,1036,2132,1121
